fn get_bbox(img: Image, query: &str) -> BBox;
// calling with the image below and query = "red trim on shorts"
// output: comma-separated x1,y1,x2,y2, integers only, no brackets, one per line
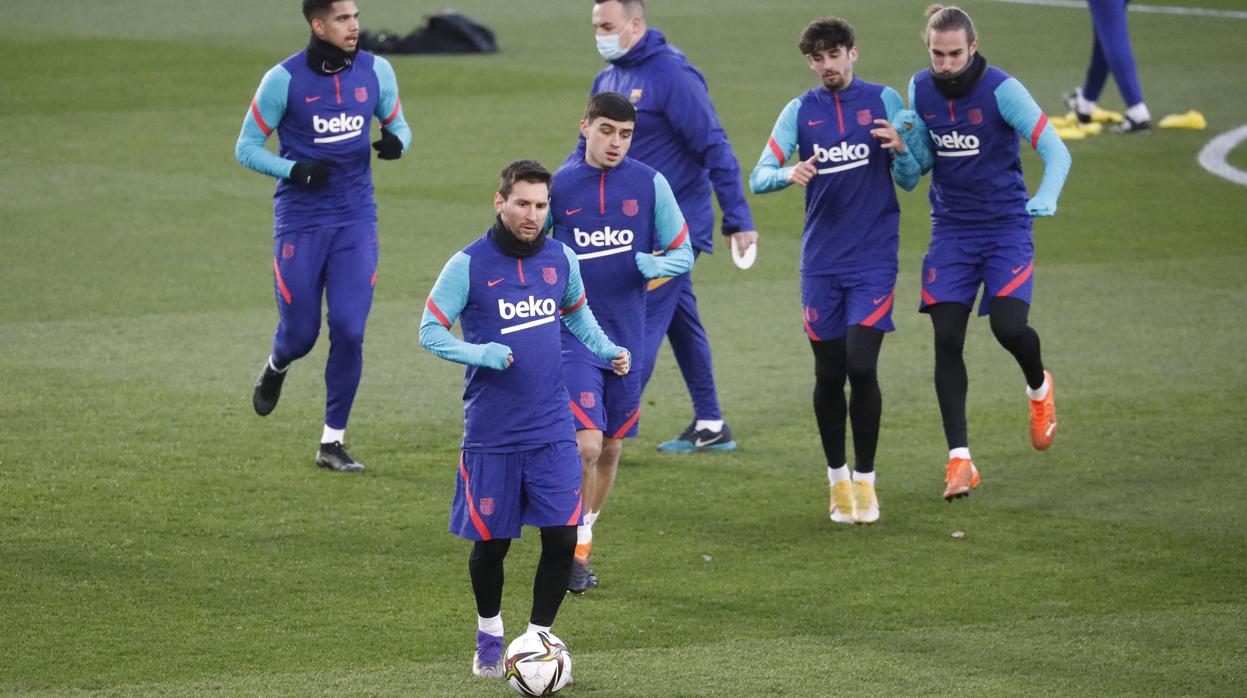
370,267,377,287
560,293,586,315
802,314,822,341
382,98,401,126
273,257,292,304
767,136,786,165
565,496,583,526
1030,113,1048,150
995,261,1034,297
458,453,492,540
250,99,272,136
611,408,640,440
425,296,451,328
568,400,599,430
921,288,937,306
666,223,688,251
860,289,895,327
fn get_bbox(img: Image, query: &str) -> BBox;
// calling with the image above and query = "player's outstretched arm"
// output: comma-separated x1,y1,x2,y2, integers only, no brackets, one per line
749,99,801,194
635,173,694,279
559,247,629,374
420,252,513,370
995,78,1072,217
371,56,411,160
235,66,297,180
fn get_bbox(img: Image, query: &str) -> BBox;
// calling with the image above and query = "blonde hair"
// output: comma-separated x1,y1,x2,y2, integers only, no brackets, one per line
925,5,977,44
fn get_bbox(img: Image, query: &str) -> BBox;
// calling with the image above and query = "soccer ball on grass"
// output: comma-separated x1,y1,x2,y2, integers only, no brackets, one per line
504,630,573,696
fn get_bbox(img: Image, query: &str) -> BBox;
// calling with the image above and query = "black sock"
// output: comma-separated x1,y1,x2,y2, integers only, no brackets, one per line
468,538,511,619
989,297,1045,389
530,526,576,627
846,326,885,472
929,303,971,450
810,337,848,469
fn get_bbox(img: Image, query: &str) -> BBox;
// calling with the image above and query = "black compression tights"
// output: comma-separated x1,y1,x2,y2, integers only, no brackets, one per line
466,526,577,627
928,298,1045,449
810,325,885,472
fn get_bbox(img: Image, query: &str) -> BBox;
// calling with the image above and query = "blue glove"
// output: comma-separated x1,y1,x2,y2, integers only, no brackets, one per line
635,252,661,279
893,109,932,173
480,342,512,370
1026,194,1057,217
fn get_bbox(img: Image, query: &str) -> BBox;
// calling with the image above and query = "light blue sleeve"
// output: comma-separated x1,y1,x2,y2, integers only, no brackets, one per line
881,87,921,191
372,56,412,150
419,253,511,369
904,77,934,175
748,98,801,194
995,78,1071,215
235,65,296,180
559,246,627,362
635,172,694,279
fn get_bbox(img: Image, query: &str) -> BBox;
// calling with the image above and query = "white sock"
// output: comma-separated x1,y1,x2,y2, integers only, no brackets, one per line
1075,89,1096,115
268,355,289,373
583,510,600,529
1027,376,1050,401
576,525,593,546
526,622,551,636
828,464,851,483
478,614,503,637
1126,102,1151,123
695,419,724,432
853,470,876,485
949,447,972,461
322,425,345,444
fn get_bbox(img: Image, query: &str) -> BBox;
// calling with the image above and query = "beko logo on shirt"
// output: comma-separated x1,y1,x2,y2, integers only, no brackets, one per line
931,130,980,157
813,142,870,174
313,113,365,144
573,226,634,260
497,296,558,334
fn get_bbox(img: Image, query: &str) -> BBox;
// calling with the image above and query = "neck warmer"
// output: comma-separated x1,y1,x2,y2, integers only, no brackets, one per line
306,34,355,75
489,216,545,259
929,51,987,100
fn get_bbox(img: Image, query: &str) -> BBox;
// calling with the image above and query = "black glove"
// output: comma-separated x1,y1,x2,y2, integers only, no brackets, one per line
372,128,403,160
289,160,332,188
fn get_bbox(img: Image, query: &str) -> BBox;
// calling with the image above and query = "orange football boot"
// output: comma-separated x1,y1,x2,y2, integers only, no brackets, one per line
1029,370,1057,451
943,457,980,501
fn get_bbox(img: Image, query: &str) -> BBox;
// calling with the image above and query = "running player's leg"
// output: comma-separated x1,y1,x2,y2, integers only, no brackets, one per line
1081,23,1110,104
804,275,853,522
255,229,329,416
842,271,894,524
1089,0,1150,129
574,371,639,587
320,221,377,467
564,362,605,589
532,525,576,628
929,302,971,451
521,442,582,627
658,275,736,451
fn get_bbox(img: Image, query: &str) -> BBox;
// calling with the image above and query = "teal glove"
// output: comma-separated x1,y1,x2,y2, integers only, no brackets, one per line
1026,194,1057,217
480,342,513,370
635,252,662,279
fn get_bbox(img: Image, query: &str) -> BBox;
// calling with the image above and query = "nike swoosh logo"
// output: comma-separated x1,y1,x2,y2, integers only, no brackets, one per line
305,96,321,103
694,436,722,448
487,278,504,287
807,120,824,126
1045,422,1056,437
872,296,888,305
1012,265,1025,274
923,114,937,119
564,208,582,216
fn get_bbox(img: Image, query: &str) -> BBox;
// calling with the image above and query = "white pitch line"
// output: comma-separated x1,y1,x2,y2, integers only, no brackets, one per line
985,0,1247,20
1197,125,1247,188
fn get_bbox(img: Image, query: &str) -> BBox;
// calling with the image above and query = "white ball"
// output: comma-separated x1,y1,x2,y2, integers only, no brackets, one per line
504,630,573,696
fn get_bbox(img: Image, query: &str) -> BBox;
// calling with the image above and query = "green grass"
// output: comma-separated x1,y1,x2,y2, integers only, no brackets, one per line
3,1,1246,695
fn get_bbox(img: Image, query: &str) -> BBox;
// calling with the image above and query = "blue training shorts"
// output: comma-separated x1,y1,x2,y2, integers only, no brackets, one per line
800,269,898,341
563,361,641,439
920,232,1034,316
449,442,583,541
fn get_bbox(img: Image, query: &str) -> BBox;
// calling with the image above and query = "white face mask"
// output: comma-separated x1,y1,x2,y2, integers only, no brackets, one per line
596,32,628,61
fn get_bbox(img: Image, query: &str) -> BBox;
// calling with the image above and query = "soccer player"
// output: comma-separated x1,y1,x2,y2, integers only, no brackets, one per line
235,0,410,473
1064,1,1152,132
419,161,630,678
906,5,1071,500
568,0,758,453
550,92,693,590
749,18,922,525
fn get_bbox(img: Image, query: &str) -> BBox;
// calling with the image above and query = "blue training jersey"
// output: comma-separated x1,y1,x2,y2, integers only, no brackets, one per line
419,231,626,451
750,77,920,276
565,29,754,253
551,157,693,372
235,50,412,232
909,65,1070,237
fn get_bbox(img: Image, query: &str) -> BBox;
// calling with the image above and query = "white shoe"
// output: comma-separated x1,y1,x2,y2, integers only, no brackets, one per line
853,481,879,525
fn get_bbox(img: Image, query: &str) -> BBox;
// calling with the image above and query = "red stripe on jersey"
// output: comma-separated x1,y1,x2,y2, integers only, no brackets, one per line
426,296,451,328
767,136,786,165
560,293,586,315
273,257,292,304
599,170,606,214
996,261,1034,297
382,98,401,126
666,223,689,251
860,290,895,327
948,99,956,122
1030,112,1049,150
333,74,342,104
568,400,599,430
458,454,493,540
834,91,845,133
517,257,525,283
611,408,640,440
250,99,272,136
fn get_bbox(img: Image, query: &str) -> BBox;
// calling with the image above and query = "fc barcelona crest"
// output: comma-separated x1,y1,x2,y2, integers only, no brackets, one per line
857,109,873,126
580,392,596,409
926,267,938,284
355,86,368,103
543,267,558,284
479,498,495,516
968,108,983,125
281,242,296,259
629,88,643,104
804,306,819,323
622,199,639,217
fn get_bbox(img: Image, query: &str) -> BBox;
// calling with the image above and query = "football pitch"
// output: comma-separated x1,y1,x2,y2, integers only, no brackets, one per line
3,0,1246,695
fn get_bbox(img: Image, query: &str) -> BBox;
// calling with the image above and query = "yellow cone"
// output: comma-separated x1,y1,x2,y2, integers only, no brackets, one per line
1158,110,1207,130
